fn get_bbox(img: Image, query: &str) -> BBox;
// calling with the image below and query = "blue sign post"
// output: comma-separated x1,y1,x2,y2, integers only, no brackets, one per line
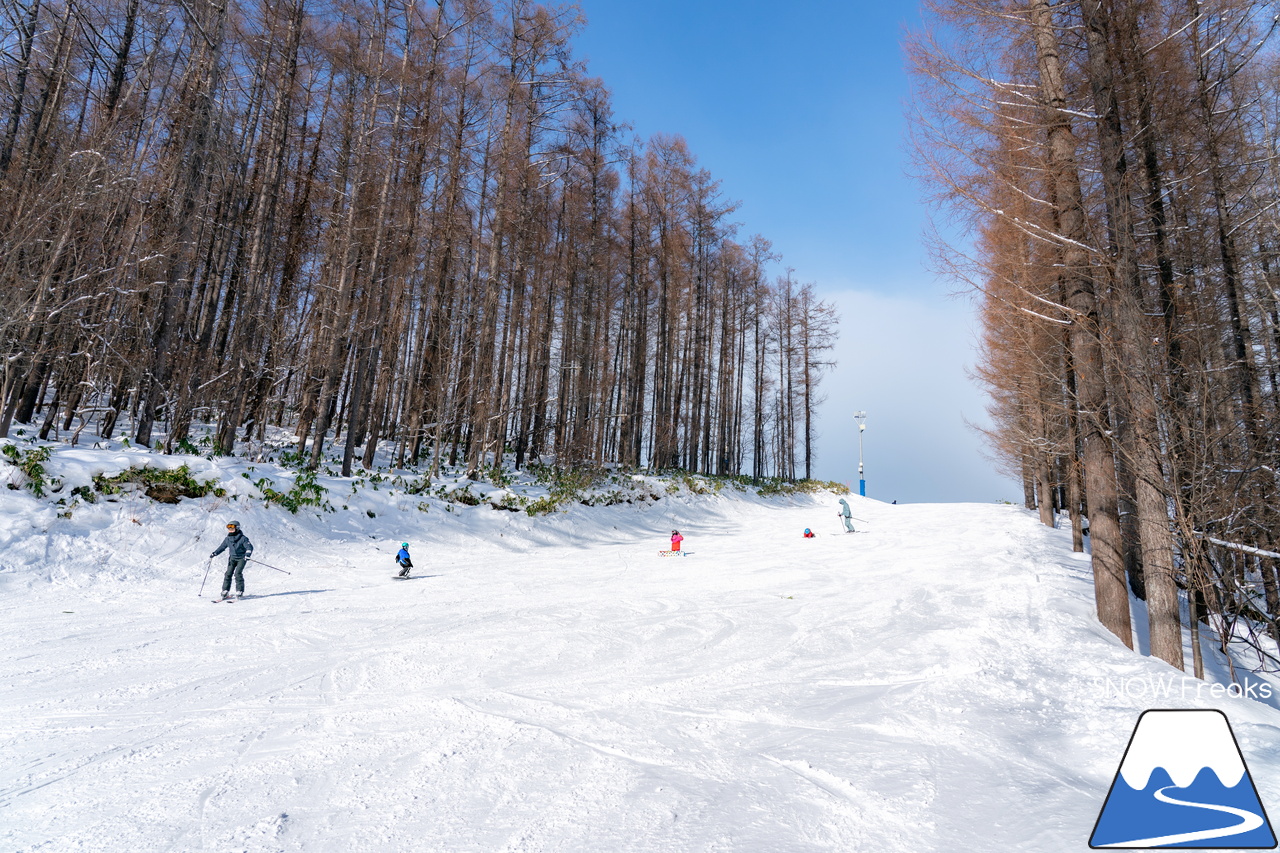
854,411,867,497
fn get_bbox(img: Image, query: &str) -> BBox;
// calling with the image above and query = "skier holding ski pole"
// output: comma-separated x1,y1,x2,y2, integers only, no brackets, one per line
838,498,857,533
210,520,254,600
199,556,212,597
247,557,291,575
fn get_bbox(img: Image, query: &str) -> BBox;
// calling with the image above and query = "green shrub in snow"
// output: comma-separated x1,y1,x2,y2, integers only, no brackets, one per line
525,495,561,516
449,483,482,506
755,478,845,497
250,468,332,513
94,464,225,503
2,444,55,497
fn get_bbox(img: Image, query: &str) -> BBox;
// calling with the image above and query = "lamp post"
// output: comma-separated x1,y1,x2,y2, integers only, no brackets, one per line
854,411,867,496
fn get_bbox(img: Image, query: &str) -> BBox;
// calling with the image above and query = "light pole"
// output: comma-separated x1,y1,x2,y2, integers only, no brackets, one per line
853,411,867,496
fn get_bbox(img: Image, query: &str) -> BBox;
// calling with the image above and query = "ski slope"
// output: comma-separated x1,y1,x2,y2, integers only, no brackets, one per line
3,479,1280,851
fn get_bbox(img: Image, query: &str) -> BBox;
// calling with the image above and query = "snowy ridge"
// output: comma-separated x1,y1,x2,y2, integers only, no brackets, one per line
3,451,1280,851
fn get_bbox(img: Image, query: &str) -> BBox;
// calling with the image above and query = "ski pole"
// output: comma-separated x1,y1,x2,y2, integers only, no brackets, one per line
199,557,212,597
248,557,292,575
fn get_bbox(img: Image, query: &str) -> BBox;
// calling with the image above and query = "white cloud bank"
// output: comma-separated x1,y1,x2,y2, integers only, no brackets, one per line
810,286,1019,504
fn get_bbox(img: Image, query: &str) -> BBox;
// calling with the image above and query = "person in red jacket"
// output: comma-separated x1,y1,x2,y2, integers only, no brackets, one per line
670,530,684,552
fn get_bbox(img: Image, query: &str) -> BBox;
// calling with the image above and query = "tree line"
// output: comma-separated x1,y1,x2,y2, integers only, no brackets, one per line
909,0,1280,674
0,0,837,483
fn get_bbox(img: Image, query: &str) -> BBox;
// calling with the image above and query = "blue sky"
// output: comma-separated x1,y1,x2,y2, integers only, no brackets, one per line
572,1,1019,504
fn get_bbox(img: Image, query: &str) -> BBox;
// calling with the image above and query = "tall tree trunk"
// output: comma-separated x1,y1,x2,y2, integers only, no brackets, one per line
1081,0,1181,668
1030,0,1132,648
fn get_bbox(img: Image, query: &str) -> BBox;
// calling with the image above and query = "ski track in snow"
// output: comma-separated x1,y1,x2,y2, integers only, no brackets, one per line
2,488,1280,851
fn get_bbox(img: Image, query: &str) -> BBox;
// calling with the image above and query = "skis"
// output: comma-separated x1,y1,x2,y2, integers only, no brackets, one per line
211,594,247,602
658,550,686,557
392,575,413,580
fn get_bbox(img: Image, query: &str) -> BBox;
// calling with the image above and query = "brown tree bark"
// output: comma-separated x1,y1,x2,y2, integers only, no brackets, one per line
1030,0,1132,648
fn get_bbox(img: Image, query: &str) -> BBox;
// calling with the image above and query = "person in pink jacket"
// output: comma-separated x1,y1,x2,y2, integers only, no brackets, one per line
670,530,684,551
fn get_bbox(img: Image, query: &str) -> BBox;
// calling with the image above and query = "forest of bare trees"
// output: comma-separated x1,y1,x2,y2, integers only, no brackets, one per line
910,0,1280,674
0,0,837,483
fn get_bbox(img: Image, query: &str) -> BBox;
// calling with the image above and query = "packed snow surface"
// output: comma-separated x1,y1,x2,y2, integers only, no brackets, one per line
3,473,1280,851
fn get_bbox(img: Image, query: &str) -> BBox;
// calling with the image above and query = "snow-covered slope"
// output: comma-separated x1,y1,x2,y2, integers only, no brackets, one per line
3,472,1279,851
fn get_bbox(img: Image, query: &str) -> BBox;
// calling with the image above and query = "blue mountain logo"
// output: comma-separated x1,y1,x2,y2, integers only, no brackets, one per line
1091,709,1276,848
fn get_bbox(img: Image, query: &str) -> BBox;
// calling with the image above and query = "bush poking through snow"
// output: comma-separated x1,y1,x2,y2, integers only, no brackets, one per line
453,481,486,502
93,465,225,503
525,495,561,516
522,463,611,515
755,477,845,497
2,444,55,497
248,468,332,514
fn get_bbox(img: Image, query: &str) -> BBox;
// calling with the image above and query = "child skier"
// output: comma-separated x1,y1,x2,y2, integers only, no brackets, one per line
210,520,254,599
670,530,684,552
395,543,413,578
803,528,815,538
838,498,856,533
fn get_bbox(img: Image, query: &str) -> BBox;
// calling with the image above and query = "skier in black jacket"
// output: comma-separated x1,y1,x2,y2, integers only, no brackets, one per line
211,520,254,599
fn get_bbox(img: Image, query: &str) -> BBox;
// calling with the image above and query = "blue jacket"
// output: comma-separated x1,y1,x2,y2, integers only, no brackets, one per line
396,548,412,568
212,531,254,561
